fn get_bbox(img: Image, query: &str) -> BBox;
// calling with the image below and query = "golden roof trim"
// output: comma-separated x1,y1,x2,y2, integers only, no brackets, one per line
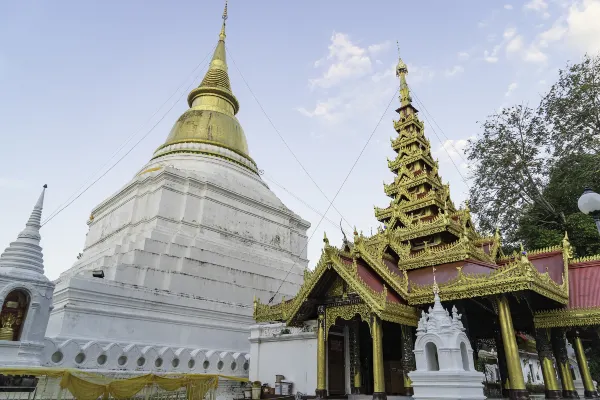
534,307,600,328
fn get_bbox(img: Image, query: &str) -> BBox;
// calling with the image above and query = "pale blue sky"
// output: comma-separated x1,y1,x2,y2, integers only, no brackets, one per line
1,0,599,280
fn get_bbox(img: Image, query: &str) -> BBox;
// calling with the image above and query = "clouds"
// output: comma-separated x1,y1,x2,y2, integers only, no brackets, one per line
565,0,600,54
524,0,551,18
505,82,518,97
444,65,464,77
309,33,390,89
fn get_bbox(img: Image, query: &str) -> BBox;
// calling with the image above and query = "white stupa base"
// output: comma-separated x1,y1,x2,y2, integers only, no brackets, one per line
409,370,486,400
0,341,45,367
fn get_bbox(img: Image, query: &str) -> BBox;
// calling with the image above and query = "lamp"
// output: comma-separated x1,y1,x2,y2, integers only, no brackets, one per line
92,270,105,278
578,187,600,235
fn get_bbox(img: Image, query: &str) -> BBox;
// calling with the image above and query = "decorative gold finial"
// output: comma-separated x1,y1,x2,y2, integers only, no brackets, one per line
219,0,228,41
432,266,439,295
323,231,329,245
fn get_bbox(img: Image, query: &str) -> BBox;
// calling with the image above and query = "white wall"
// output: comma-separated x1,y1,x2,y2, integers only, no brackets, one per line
249,323,317,396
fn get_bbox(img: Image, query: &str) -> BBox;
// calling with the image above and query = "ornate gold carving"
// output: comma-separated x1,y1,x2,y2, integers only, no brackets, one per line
572,254,600,263
534,307,600,328
325,303,371,336
408,253,568,305
327,277,345,298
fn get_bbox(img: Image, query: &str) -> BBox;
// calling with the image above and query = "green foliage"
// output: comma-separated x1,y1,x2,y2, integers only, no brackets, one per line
468,53,600,256
540,53,600,156
517,153,600,256
466,105,551,243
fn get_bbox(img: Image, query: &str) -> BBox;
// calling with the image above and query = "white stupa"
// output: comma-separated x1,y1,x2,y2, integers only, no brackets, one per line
0,185,55,366
38,4,310,376
409,284,486,400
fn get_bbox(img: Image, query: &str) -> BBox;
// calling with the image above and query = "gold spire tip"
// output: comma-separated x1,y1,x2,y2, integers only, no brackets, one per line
219,0,228,40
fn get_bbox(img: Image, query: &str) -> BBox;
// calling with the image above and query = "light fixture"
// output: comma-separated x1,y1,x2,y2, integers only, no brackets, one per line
578,187,600,235
92,270,105,278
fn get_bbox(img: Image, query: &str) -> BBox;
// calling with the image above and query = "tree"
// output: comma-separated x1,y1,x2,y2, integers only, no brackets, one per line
540,54,600,156
468,54,600,255
466,105,555,243
516,153,600,257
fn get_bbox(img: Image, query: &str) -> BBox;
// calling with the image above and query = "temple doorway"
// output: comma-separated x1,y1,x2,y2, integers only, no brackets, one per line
328,331,346,395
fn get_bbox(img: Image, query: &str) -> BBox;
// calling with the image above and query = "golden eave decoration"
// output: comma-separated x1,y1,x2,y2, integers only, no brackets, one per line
254,242,418,328
534,307,600,329
408,255,568,305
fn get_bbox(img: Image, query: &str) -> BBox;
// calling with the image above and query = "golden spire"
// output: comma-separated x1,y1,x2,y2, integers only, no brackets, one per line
152,0,255,169
219,1,228,41
395,43,412,107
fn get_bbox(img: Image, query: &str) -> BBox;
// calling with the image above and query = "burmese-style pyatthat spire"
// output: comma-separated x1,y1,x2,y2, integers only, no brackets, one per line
152,0,256,171
395,43,412,108
0,184,48,278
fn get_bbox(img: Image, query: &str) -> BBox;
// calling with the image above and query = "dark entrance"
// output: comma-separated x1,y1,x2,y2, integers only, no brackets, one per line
328,333,346,395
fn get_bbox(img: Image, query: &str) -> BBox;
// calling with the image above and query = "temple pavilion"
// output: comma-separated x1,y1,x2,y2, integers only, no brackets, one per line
253,55,600,400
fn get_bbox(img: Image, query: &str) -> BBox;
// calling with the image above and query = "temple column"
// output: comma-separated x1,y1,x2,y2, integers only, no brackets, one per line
371,314,386,400
571,330,599,398
497,295,529,400
350,319,362,394
535,328,561,399
552,328,579,399
400,325,415,396
316,306,327,399
495,329,511,398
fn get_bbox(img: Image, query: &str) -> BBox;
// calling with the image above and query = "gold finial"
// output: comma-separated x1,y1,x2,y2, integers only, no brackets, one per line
219,0,228,41
432,266,439,295
395,47,411,107
323,231,329,245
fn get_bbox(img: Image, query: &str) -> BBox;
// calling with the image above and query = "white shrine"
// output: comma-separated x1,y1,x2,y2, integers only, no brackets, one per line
0,4,308,388
0,185,55,366
409,284,486,400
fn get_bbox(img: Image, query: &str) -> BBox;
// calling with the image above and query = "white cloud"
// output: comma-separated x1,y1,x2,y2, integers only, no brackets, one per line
368,41,391,55
457,52,470,60
538,22,568,47
505,82,518,96
484,45,501,63
565,0,600,54
504,4,514,9
503,27,517,39
506,35,524,54
523,45,548,62
407,64,436,84
310,32,373,89
524,0,549,11
539,79,547,85
444,65,465,77
432,138,472,169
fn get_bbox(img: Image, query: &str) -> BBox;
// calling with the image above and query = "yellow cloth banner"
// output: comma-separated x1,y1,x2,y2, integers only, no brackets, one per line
0,367,247,400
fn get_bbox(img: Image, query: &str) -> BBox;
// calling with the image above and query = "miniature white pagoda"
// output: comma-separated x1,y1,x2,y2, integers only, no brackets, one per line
0,185,55,366
409,283,486,400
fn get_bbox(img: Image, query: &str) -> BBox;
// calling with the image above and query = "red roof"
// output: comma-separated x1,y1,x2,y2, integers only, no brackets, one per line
568,260,600,308
529,250,564,285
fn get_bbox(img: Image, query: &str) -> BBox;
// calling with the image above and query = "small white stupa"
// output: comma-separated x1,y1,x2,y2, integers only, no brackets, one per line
409,281,486,400
0,185,55,366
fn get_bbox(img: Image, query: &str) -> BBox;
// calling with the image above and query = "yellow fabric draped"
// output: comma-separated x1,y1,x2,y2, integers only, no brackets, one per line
0,367,246,400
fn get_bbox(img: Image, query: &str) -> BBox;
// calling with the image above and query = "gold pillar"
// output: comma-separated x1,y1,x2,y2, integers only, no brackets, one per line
552,328,579,399
316,306,327,399
497,295,528,399
572,331,598,399
371,314,386,400
535,328,561,399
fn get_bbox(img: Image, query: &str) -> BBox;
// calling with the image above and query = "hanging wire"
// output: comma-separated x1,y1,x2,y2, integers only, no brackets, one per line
41,48,216,226
225,46,355,234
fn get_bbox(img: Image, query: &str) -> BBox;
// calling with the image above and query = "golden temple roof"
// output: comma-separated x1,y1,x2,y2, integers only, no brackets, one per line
153,1,254,167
